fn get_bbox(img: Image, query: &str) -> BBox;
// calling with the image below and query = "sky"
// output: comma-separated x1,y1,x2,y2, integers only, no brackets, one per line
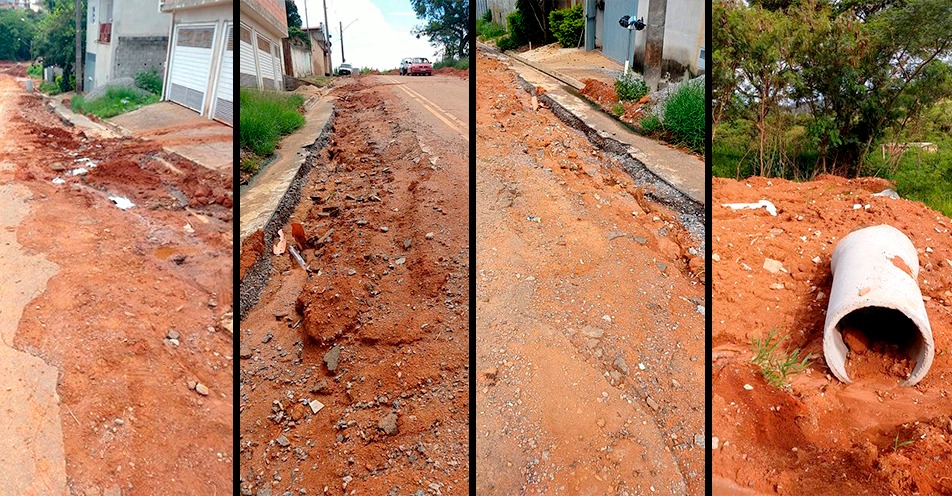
294,0,439,71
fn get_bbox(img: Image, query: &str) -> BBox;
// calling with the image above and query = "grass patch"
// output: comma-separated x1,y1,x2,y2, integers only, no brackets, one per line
751,329,812,388
611,102,624,116
27,64,42,79
663,80,705,153
304,75,332,87
641,113,662,134
239,88,306,177
71,86,158,118
38,80,61,95
891,432,915,452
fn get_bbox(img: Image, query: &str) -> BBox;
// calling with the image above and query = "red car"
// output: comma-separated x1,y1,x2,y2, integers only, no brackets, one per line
406,57,432,76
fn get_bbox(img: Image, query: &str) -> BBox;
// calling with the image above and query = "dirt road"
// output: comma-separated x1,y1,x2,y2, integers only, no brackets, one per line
712,175,952,494
0,66,233,494
238,73,470,495
474,51,706,495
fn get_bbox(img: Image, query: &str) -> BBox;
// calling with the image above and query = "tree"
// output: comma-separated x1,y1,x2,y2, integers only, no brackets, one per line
0,10,37,61
32,0,86,90
410,0,470,60
285,0,309,46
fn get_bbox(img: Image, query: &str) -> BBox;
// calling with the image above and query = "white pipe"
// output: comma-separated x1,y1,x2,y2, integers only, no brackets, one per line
823,225,934,386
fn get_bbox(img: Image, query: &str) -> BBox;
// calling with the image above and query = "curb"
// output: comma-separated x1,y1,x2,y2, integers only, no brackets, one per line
478,44,703,233
238,105,337,321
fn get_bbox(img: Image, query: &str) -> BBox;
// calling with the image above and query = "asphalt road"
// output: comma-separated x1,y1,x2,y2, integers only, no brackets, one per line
376,74,469,143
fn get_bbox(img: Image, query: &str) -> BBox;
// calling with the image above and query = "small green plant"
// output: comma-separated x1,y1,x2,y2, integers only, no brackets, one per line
134,70,163,95
476,18,507,41
38,80,60,95
27,64,42,79
663,79,705,153
615,72,648,102
482,9,492,22
497,10,530,50
751,329,813,388
611,102,625,116
641,113,662,134
891,432,915,452
549,4,584,48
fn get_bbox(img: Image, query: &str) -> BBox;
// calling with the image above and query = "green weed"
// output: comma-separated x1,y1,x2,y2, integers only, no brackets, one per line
615,72,648,102
71,86,158,118
239,88,305,158
664,79,705,153
751,329,813,388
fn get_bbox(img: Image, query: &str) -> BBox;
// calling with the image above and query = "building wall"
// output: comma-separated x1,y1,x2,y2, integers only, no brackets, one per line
113,0,169,37
238,12,285,90
282,40,313,78
592,0,704,77
112,36,169,80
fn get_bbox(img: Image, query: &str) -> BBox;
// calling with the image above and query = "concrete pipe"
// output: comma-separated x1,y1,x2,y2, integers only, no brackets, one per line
823,225,934,386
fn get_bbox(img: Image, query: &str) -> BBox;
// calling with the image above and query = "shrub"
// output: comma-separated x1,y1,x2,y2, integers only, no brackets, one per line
615,72,648,101
549,4,584,48
27,64,42,79
611,102,624,116
497,11,529,50
134,70,163,95
476,18,507,40
482,9,492,23
663,79,705,152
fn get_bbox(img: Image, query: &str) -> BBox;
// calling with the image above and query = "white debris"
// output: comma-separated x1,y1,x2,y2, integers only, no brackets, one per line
108,195,135,210
308,399,325,414
722,199,777,216
872,189,900,199
743,384,754,390
51,177,65,185
67,167,88,176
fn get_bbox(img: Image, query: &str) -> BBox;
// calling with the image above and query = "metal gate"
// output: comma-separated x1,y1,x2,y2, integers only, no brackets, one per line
168,25,215,112
602,0,639,65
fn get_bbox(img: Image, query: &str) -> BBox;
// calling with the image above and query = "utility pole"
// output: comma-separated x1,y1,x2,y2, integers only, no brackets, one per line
340,21,345,63
74,0,83,91
643,0,667,91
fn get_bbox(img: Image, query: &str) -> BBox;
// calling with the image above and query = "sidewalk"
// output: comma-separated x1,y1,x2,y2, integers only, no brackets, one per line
482,42,705,206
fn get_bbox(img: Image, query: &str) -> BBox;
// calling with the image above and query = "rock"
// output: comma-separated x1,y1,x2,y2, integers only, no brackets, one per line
581,326,604,339
763,258,784,273
609,370,623,383
262,332,273,344
187,380,197,390
657,262,668,271
633,236,648,244
712,253,721,262
425,232,435,239
743,384,754,390
770,283,785,290
310,379,329,394
378,412,398,435
240,343,253,359
276,434,290,447
195,383,210,396
482,367,498,382
167,329,180,340
380,226,389,232
596,418,606,428
694,434,705,448
697,305,705,316
612,355,630,376
49,162,68,172
308,400,325,414
257,483,273,496
274,310,289,320
645,396,660,411
324,345,341,372
671,379,680,388
712,436,720,450
103,486,122,496
169,338,180,346
403,239,412,249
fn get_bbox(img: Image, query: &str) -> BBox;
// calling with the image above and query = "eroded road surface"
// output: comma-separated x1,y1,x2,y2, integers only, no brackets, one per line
475,50,706,495
0,66,233,494
239,74,470,495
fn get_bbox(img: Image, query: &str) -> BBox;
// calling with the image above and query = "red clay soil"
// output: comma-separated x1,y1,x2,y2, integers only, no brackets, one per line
239,76,469,495
712,175,952,495
0,75,233,494
579,78,651,126
476,51,706,495
433,67,469,78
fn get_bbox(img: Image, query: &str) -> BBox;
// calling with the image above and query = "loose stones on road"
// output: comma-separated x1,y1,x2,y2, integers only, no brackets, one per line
324,345,341,372
378,412,398,435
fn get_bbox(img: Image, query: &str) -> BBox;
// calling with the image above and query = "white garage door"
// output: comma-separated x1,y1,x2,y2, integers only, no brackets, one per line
239,24,256,87
213,24,233,125
168,25,215,112
257,34,276,89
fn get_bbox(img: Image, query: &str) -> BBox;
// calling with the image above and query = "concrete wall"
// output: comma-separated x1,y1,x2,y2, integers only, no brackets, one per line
113,0,169,37
282,40,313,78
112,36,168,80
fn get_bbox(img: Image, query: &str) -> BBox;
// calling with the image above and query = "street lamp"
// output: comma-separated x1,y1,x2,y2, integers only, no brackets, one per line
618,14,645,74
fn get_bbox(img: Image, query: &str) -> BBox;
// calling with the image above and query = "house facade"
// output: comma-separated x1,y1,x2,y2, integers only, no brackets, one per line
239,0,288,90
305,25,331,77
84,0,170,90
159,0,233,125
